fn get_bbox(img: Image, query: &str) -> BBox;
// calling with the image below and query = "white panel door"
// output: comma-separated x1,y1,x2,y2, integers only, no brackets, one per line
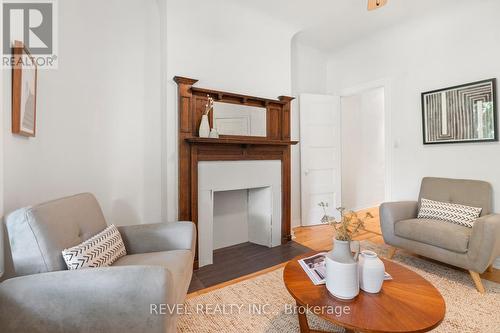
300,94,341,226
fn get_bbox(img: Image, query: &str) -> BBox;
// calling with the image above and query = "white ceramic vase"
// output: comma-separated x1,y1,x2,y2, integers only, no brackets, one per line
325,239,360,300
358,250,385,293
199,115,210,138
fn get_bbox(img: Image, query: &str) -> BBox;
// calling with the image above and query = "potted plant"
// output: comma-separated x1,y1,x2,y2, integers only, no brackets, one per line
319,203,373,299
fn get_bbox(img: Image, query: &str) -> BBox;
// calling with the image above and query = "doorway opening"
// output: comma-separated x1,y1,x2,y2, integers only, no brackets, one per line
340,87,386,211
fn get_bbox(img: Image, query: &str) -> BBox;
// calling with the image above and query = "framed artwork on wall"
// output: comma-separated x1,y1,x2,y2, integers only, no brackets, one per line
12,40,38,137
421,78,497,144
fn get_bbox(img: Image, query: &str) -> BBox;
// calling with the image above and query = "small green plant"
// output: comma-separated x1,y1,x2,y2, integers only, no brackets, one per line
319,202,373,241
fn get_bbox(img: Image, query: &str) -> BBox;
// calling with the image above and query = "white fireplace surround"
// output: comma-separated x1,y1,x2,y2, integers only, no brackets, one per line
198,160,282,267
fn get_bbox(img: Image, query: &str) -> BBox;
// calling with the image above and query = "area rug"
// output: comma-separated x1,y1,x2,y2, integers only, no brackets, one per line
178,241,500,333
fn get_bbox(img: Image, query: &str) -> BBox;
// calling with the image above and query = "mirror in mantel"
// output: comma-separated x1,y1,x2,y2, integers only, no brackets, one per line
213,102,266,137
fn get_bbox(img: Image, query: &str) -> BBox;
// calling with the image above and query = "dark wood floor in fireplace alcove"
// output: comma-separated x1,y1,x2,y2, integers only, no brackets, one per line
188,241,312,293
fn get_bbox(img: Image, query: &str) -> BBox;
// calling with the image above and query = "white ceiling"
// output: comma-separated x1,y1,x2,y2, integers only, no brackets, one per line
236,0,472,51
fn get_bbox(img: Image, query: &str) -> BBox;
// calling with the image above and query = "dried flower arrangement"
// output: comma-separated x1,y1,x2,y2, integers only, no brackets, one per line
204,95,214,116
319,202,374,241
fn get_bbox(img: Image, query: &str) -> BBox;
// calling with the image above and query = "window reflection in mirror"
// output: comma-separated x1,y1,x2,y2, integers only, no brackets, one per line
213,102,266,137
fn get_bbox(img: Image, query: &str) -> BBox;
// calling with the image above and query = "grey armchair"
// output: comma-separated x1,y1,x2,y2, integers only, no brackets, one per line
0,193,196,333
380,177,500,293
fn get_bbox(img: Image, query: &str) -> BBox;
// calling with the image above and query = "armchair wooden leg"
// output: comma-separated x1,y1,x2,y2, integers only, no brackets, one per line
387,247,397,259
469,271,485,294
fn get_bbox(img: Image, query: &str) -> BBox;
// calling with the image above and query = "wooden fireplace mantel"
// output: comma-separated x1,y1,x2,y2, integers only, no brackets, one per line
185,137,298,146
174,76,297,268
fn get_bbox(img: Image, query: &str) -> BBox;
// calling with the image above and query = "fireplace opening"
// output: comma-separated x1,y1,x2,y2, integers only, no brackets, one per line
197,160,282,267
213,187,272,250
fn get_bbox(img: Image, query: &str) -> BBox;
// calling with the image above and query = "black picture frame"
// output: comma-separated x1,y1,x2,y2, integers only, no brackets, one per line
421,78,498,145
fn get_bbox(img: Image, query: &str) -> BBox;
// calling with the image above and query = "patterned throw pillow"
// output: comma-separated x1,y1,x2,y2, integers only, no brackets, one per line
418,198,482,228
62,225,127,270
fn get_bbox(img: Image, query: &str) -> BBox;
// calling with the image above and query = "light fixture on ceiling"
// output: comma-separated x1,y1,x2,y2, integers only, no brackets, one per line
367,0,388,11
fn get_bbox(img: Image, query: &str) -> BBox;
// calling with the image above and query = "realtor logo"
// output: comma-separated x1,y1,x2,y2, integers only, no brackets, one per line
2,0,58,68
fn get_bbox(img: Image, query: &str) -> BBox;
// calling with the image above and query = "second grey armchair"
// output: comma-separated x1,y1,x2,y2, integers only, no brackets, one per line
0,193,196,333
380,177,500,293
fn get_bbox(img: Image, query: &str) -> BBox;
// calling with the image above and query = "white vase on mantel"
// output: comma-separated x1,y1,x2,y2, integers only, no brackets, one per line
325,238,360,300
199,115,210,138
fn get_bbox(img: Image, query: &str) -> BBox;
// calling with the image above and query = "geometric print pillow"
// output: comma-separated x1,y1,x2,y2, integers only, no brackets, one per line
417,198,482,228
62,225,127,270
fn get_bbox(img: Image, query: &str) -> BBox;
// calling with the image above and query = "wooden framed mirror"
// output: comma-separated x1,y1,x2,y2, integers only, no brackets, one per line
213,102,267,137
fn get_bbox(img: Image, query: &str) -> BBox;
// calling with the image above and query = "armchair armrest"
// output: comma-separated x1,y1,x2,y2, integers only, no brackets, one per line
118,221,196,255
379,201,418,243
0,266,175,333
467,214,500,272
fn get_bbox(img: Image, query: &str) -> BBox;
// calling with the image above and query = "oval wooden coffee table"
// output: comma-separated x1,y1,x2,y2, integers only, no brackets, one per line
284,252,445,333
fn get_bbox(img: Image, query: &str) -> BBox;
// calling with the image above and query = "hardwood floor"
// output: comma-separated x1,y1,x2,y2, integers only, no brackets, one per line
293,206,499,284
188,241,312,294
293,207,384,252
188,206,499,296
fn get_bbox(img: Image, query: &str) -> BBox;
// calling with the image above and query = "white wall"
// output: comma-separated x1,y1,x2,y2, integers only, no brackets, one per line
0,4,4,276
341,87,385,210
1,0,163,225
1,0,302,230
166,0,296,221
290,37,328,227
327,0,500,211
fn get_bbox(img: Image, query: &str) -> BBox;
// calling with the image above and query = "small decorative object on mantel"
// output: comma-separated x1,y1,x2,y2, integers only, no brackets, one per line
12,40,38,137
422,78,497,144
199,95,214,138
209,128,219,138
199,115,210,138
320,204,373,300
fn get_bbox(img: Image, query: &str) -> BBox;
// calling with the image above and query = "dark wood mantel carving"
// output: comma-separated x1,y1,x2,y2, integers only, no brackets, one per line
174,76,297,268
